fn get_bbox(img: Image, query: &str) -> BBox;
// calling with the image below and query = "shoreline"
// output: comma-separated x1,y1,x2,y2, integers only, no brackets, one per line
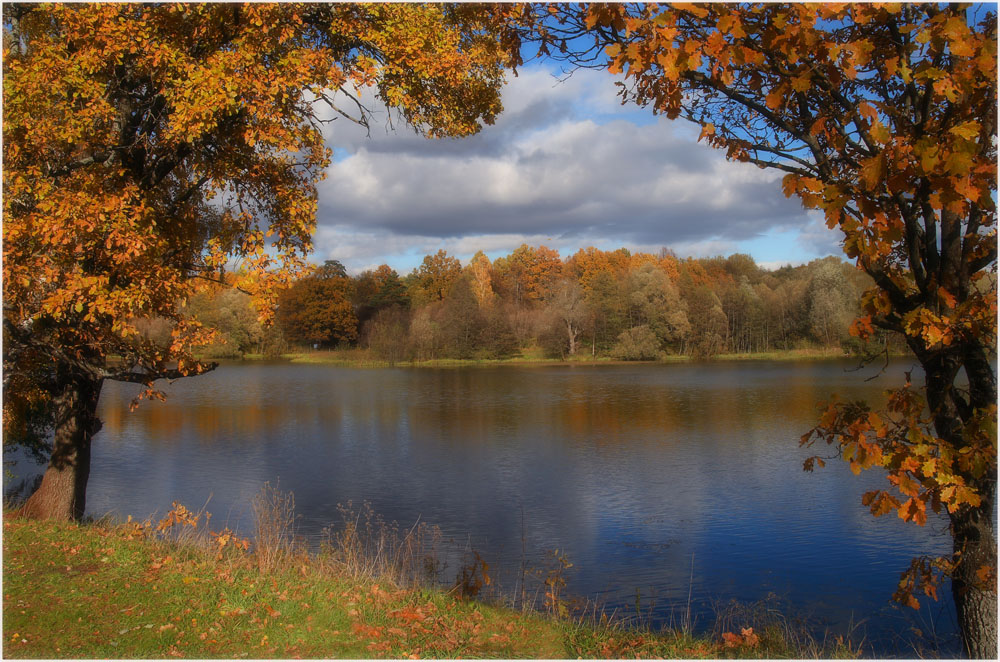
3,513,861,659
228,347,894,368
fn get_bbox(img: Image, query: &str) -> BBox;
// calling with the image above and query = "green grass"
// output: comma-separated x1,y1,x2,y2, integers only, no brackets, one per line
2,515,861,659
712,347,850,361
3,516,565,658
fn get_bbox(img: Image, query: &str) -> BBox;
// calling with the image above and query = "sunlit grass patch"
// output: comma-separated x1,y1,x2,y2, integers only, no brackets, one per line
713,348,848,361
2,515,565,658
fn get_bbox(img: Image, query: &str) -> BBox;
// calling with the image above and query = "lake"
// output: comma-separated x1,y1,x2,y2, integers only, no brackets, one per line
8,359,960,655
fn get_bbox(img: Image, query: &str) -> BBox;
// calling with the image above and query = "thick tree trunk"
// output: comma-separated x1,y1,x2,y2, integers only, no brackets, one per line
951,492,998,659
21,375,103,521
917,346,998,658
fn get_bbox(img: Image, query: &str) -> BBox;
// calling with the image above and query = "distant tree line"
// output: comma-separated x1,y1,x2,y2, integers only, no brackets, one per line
176,246,906,362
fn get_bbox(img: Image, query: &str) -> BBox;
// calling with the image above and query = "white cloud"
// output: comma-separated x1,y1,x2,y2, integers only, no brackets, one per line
314,65,825,271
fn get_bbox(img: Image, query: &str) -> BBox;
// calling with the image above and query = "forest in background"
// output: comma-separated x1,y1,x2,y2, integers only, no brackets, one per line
159,245,909,363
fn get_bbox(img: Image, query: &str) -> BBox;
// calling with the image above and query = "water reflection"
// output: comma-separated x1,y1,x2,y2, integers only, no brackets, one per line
20,359,959,655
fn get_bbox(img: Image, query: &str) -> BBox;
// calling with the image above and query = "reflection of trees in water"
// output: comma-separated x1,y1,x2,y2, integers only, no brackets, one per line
104,401,347,447
97,363,897,459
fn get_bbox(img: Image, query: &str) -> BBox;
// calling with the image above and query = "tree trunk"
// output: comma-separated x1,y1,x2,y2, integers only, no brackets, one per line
21,375,103,521
951,492,998,659
951,344,998,659
918,347,998,658
565,320,578,355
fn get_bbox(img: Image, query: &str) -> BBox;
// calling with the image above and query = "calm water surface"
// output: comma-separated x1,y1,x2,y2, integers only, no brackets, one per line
13,360,962,655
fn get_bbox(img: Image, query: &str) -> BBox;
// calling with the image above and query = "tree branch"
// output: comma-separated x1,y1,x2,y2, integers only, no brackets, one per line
103,362,218,384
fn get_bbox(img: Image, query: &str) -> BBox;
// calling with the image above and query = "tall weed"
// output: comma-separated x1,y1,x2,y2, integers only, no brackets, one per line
321,500,443,587
251,481,298,573
711,593,867,658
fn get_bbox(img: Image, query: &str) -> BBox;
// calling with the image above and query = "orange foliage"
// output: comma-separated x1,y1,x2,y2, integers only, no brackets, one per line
277,272,358,346
3,2,516,388
721,627,760,649
566,247,631,292
492,244,565,305
3,2,517,407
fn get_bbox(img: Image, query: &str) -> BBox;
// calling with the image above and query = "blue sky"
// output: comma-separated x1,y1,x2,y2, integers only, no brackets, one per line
312,64,844,275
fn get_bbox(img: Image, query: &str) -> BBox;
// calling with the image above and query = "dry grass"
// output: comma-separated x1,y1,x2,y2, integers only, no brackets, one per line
319,500,444,588
251,481,298,573
710,593,868,658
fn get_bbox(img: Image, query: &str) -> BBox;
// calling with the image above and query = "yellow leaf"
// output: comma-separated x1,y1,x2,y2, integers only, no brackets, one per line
870,121,890,144
950,121,980,141
791,72,811,93
673,3,709,19
859,154,884,190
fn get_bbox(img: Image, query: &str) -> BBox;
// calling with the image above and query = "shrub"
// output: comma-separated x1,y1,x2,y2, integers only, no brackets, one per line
611,325,662,361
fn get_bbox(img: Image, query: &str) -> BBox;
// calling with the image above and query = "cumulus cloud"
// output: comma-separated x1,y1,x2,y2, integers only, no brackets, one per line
314,65,821,272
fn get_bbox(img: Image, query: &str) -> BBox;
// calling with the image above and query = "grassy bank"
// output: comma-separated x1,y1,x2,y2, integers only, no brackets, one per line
2,513,858,659
249,346,857,367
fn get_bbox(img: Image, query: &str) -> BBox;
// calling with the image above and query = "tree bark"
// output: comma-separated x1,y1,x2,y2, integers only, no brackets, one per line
918,346,998,658
20,375,103,521
951,490,998,659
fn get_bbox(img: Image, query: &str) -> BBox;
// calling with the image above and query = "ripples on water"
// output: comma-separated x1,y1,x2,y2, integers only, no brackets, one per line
9,359,961,656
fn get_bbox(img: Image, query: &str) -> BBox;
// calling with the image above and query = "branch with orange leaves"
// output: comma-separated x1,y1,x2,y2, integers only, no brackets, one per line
801,380,996,610
802,380,995,527
2,315,218,386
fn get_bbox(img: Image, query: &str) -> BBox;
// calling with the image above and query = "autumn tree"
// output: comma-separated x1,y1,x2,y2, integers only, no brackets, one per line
582,268,628,355
549,279,588,356
685,285,728,359
353,263,410,326
719,278,762,353
625,263,690,351
806,258,855,348
492,243,563,305
760,272,808,351
3,3,519,521
491,247,530,306
185,285,264,358
438,275,483,358
530,3,997,654
408,305,441,361
467,250,497,308
365,306,411,366
611,325,661,361
277,267,358,348
566,246,631,292
411,249,463,304
528,245,566,301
